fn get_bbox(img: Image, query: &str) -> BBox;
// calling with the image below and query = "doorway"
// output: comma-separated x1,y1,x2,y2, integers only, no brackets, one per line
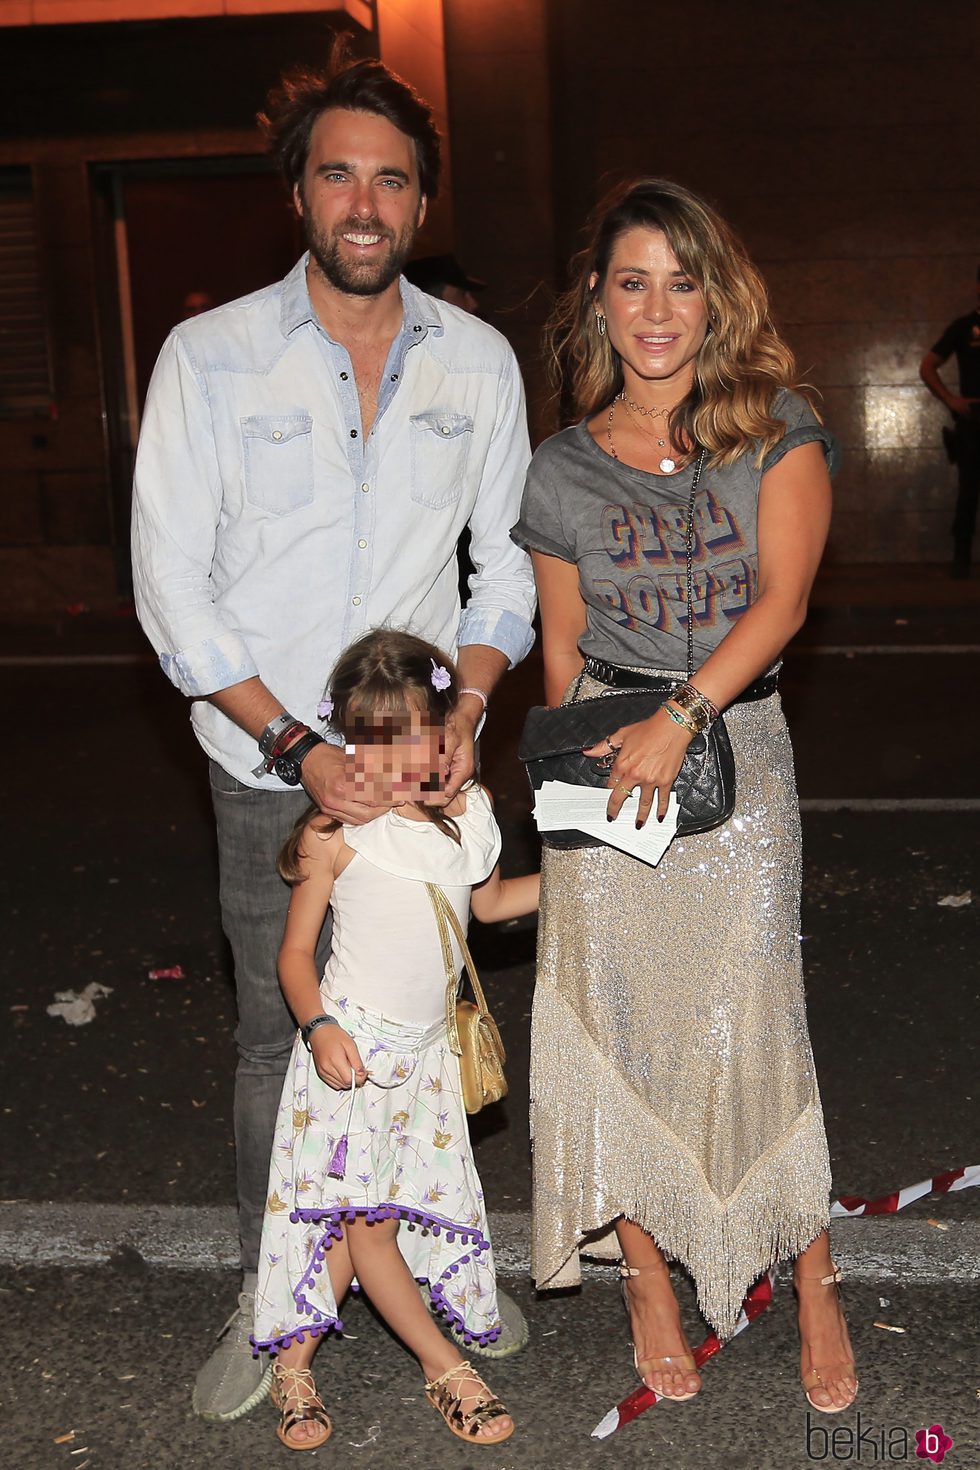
91,157,303,591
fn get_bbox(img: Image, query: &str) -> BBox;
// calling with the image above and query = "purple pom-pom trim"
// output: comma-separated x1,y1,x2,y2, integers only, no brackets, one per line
249,1202,502,1356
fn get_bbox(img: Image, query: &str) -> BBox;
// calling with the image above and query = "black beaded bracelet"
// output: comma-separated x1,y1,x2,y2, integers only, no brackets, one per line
301,1013,338,1049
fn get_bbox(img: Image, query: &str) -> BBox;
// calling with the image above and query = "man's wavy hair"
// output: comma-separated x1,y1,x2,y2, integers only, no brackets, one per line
258,34,441,201
547,177,817,466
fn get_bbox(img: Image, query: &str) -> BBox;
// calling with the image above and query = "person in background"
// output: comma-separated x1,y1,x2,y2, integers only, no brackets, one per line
920,266,980,577
405,252,484,315
181,289,215,318
130,40,535,1426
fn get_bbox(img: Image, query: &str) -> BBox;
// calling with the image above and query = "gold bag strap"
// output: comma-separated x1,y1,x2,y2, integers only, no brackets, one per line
425,882,491,1058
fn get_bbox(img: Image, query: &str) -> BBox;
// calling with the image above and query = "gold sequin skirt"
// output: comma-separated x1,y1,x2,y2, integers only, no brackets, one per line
529,671,832,1340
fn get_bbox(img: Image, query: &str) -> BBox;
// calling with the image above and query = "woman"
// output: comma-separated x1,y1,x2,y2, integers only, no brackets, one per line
512,179,857,1413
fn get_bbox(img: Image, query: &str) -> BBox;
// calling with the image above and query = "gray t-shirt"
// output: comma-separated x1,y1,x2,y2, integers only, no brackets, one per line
511,389,838,670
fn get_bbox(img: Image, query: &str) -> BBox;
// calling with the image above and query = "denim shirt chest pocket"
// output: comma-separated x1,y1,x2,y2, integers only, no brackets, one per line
410,411,474,509
241,413,314,515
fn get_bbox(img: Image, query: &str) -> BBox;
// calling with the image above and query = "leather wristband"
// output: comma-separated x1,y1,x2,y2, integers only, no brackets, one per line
269,721,310,759
258,712,300,759
253,718,310,778
301,1013,338,1049
273,729,325,785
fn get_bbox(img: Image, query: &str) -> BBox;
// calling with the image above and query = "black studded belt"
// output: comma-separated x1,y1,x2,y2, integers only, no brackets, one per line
583,656,779,704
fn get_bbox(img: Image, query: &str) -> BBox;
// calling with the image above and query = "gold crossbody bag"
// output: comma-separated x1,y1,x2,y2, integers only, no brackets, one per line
425,882,507,1115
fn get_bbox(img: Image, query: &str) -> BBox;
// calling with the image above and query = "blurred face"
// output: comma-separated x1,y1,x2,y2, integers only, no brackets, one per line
592,226,709,395
345,707,447,804
295,107,426,297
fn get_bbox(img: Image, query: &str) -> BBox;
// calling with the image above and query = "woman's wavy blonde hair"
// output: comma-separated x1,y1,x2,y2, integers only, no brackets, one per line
547,177,817,466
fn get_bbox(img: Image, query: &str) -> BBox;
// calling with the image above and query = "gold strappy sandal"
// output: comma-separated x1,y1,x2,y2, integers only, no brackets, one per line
795,1263,859,1414
619,1261,702,1402
424,1360,515,1445
270,1361,333,1451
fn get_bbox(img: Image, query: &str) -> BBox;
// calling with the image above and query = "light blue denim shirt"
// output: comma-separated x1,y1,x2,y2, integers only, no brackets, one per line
131,255,536,787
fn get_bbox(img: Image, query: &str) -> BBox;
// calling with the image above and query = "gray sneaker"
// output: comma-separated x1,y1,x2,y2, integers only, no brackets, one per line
460,1285,529,1358
421,1284,529,1358
191,1291,273,1422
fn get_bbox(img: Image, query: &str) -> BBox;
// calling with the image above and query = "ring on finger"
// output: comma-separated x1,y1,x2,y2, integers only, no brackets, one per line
614,779,634,795
605,737,621,755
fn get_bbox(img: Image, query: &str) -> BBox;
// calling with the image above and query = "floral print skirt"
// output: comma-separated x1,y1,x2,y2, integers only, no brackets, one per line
251,995,501,1354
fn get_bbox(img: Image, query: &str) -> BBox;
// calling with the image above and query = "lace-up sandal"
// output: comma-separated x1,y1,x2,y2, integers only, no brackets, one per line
424,1360,515,1445
270,1362,332,1451
619,1262,702,1402
795,1264,859,1414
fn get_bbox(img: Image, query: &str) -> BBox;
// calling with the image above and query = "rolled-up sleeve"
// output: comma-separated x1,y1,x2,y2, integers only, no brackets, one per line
131,332,259,697
761,391,841,478
458,349,537,667
510,444,576,562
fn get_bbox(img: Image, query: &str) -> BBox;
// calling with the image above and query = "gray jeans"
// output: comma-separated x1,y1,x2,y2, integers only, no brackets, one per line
209,761,333,1272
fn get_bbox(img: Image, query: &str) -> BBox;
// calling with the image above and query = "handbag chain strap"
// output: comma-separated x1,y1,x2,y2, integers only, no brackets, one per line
683,449,707,680
425,882,490,1058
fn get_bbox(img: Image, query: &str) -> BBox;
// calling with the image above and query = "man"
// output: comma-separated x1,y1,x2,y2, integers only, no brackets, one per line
920,266,980,576
131,46,535,1422
405,252,484,315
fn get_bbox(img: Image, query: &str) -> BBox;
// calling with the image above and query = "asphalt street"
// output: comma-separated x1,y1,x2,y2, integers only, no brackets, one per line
1,593,978,1470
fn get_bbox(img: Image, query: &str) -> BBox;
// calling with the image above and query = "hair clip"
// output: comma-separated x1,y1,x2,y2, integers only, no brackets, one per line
430,659,451,692
317,696,334,721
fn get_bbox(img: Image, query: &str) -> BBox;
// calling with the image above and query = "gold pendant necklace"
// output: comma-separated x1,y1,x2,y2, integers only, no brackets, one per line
608,395,679,473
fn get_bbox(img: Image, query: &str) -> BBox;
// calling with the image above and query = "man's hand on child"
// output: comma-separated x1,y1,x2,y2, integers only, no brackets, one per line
442,708,478,801
301,742,390,826
310,1025,368,1090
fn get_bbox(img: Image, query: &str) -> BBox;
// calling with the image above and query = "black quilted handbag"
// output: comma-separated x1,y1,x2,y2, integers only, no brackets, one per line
519,448,736,850
519,688,735,849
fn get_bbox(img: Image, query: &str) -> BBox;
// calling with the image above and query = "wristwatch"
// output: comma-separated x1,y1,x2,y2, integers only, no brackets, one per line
273,730,325,785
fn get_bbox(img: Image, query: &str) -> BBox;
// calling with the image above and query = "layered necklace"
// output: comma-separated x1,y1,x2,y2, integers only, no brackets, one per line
605,392,681,473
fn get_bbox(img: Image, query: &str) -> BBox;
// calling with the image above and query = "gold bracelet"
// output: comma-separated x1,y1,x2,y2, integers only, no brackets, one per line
665,701,700,735
670,681,718,730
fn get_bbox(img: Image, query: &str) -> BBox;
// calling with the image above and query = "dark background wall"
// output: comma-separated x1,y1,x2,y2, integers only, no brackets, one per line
0,11,366,612
447,0,980,565
1,0,978,613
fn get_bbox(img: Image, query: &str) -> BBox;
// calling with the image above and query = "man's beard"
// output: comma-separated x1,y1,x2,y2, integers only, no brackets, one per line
305,211,418,297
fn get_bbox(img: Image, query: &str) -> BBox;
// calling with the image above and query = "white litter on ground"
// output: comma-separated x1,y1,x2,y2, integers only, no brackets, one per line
46,982,113,1027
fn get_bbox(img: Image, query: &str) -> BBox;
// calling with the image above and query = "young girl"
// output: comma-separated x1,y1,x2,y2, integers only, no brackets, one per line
250,629,538,1451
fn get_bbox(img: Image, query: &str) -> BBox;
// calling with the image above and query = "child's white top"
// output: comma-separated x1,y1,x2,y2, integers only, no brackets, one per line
322,784,502,1027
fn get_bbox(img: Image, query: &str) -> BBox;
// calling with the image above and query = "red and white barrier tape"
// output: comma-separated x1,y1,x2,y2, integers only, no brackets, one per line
829,1163,980,1218
591,1271,773,1439
591,1163,979,1439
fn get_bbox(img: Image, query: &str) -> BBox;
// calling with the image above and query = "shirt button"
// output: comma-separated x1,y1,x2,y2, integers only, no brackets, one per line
360,482,370,493
350,429,358,438
413,325,422,333
272,430,283,441
390,373,398,381
440,425,451,435
357,538,367,549
340,371,349,381
352,596,362,606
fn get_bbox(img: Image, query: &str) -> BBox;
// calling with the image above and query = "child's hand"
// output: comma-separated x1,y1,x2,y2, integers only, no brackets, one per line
310,1024,368,1090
